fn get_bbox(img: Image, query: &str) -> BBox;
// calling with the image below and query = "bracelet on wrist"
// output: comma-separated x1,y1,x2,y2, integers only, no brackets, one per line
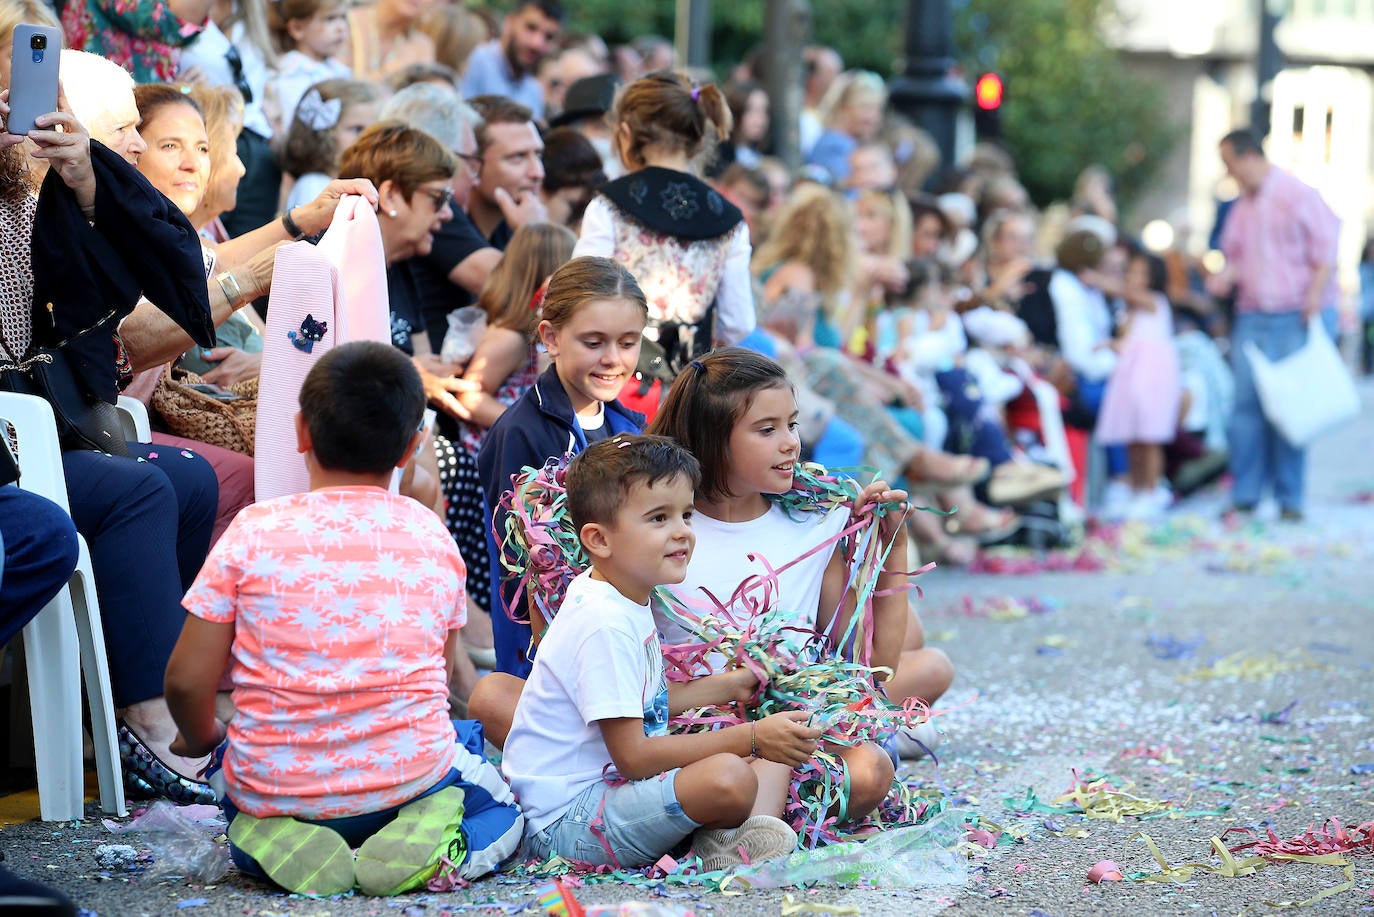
750,722,758,758
215,271,244,308
281,208,306,241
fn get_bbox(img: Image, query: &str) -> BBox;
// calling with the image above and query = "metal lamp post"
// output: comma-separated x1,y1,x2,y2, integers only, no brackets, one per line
888,0,970,171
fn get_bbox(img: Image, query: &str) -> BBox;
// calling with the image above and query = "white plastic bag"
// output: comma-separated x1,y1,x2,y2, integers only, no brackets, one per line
1243,317,1359,447
440,305,487,365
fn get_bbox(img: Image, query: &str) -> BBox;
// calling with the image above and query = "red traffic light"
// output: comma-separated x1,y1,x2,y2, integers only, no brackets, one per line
975,72,1003,111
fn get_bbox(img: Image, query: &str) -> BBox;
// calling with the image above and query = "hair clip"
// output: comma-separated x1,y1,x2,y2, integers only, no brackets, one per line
296,88,342,131
690,359,706,373
689,87,701,103
528,281,549,312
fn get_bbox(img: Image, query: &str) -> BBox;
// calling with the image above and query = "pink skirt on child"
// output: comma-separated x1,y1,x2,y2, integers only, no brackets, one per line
1094,337,1182,445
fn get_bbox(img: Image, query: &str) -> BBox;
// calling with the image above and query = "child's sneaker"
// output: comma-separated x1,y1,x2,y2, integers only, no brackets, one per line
227,813,354,896
891,720,942,760
355,787,466,896
692,814,797,872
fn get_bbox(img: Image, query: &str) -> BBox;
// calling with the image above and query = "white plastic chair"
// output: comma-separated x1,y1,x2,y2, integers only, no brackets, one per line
0,392,126,821
115,395,151,444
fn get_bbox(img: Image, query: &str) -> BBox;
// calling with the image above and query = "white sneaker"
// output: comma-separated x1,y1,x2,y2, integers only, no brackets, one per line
692,815,797,872
1124,490,1159,521
1099,479,1132,521
891,720,942,760
1151,484,1173,512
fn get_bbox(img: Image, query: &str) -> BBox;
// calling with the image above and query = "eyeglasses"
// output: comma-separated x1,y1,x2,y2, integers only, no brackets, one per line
421,187,455,211
455,151,483,176
225,46,253,105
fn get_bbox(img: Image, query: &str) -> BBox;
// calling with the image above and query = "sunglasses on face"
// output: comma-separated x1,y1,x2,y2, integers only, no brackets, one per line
421,187,455,211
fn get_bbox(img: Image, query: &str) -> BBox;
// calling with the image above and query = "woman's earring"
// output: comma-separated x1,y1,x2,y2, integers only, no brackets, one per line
387,209,398,218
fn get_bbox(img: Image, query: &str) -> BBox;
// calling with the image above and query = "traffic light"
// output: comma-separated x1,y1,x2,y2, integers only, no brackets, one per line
974,72,1003,141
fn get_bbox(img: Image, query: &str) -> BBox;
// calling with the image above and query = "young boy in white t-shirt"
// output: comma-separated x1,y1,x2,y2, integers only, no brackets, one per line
502,435,822,870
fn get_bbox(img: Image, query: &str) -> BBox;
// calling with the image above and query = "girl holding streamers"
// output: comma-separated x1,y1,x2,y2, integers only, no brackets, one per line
474,257,648,685
647,347,954,837
264,0,353,136
573,71,755,403
280,79,384,213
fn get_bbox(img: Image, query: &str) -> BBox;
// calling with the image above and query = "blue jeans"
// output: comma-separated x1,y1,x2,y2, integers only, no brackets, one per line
1229,311,1309,512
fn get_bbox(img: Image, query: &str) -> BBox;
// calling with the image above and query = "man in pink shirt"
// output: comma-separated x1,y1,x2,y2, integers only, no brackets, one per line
1210,130,1338,521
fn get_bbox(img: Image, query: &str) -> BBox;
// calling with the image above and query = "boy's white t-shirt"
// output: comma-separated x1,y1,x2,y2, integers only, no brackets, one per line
656,502,850,651
503,571,670,833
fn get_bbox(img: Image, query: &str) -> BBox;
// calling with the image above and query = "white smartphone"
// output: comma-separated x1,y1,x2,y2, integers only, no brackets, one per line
7,24,62,136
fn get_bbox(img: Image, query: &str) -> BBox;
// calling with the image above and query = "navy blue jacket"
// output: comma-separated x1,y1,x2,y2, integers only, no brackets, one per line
477,365,644,677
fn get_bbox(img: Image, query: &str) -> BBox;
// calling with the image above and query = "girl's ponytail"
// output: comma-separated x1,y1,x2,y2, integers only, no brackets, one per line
693,82,733,149
613,70,732,169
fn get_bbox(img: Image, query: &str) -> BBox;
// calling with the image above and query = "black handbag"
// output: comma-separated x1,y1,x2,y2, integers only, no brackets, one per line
0,349,129,457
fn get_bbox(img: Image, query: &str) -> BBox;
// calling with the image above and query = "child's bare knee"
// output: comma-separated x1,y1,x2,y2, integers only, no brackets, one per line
468,673,523,749
925,647,955,696
679,754,756,822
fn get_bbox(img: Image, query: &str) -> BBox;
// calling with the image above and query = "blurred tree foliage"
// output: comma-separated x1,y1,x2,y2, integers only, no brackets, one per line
567,0,1176,206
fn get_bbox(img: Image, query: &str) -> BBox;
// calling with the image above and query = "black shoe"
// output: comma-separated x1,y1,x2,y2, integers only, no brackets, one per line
1279,508,1304,523
0,863,76,916
118,721,215,806
1226,503,1257,518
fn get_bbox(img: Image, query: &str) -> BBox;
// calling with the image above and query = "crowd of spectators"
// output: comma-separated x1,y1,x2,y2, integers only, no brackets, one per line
0,0,1350,857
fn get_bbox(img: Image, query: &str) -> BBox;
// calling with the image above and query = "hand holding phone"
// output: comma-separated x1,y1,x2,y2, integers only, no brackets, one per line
6,25,61,137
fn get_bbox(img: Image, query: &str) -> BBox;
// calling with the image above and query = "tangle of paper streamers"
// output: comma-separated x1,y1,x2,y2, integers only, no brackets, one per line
496,455,588,626
497,458,945,847
1051,770,1174,822
1127,821,1373,910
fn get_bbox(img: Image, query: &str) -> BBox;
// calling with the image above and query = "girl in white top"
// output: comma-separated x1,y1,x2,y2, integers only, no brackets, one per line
263,0,353,138
647,347,953,824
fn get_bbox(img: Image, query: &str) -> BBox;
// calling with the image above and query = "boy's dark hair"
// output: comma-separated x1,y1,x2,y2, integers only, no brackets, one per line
298,342,426,474
646,347,792,501
566,434,701,533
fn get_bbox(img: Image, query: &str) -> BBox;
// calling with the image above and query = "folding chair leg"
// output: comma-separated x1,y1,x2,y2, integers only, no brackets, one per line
69,540,126,817
22,597,84,822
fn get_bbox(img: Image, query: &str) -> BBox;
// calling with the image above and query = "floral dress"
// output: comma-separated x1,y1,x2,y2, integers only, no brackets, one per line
62,0,206,83
574,166,753,378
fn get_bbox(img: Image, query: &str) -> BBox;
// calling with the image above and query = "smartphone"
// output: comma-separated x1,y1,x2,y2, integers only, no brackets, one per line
7,25,62,136
187,382,241,401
